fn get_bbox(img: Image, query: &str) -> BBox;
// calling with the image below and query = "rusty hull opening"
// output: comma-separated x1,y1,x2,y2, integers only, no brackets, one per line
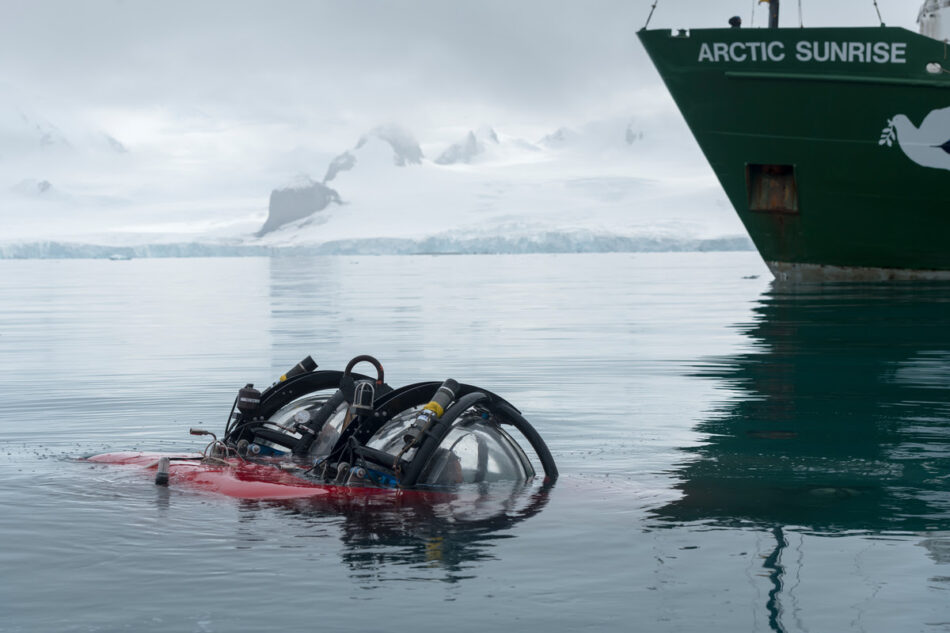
746,164,799,214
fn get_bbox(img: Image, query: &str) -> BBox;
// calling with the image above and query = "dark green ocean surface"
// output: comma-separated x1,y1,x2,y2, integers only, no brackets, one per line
0,253,947,632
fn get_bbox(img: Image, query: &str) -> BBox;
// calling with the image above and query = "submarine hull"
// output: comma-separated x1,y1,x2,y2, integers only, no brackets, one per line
87,452,446,500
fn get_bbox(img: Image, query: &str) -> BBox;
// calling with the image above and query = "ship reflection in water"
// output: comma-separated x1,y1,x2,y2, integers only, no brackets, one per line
654,282,950,631
656,282,950,531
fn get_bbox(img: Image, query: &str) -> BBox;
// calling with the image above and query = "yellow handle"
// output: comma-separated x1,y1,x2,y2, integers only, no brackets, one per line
423,401,444,417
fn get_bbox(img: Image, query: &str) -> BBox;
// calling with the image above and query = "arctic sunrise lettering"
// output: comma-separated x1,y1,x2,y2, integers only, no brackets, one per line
697,41,907,64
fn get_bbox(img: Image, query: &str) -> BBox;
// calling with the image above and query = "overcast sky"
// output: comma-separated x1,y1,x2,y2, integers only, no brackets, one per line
2,0,918,147
0,0,924,234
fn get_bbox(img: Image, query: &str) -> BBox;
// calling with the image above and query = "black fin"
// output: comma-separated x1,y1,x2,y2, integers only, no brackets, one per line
935,139,950,154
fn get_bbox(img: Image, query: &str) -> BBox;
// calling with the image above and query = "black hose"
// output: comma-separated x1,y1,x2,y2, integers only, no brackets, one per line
227,370,368,446
353,445,408,474
292,389,346,456
253,427,302,451
493,402,558,483
223,394,239,438
399,392,489,488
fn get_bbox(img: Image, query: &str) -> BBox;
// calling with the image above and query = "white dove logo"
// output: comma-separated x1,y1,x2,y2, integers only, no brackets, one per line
880,105,950,170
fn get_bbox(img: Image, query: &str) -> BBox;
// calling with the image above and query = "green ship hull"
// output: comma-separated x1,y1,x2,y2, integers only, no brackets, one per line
639,26,950,280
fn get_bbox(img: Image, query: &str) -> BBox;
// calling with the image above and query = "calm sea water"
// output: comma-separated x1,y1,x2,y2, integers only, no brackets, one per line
1,252,948,632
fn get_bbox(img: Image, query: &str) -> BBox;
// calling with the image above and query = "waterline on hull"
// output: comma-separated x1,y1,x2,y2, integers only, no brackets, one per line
768,260,950,282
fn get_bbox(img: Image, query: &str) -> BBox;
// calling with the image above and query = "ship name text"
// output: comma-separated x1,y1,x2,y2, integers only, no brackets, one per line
697,41,907,64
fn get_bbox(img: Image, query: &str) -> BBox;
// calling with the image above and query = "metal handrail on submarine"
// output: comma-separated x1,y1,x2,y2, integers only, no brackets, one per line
216,355,558,489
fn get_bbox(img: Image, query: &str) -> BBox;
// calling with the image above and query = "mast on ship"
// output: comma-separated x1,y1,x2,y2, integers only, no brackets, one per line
768,0,780,29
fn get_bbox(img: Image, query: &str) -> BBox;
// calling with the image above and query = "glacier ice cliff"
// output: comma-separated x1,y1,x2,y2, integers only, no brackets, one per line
0,233,753,259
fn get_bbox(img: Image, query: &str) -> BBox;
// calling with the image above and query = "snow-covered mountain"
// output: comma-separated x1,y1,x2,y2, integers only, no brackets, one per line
250,116,743,253
0,102,748,256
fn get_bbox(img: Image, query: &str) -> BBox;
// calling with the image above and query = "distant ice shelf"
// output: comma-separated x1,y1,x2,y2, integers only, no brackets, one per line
0,233,753,259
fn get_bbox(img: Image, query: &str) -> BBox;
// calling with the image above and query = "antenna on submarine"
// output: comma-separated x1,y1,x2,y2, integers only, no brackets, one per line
873,0,885,26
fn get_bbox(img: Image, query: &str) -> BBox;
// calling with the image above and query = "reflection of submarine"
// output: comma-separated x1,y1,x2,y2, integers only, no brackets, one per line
89,354,557,496
653,283,950,531
258,480,553,582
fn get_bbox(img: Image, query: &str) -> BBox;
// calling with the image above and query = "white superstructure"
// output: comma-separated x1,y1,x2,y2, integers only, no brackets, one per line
919,0,950,41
